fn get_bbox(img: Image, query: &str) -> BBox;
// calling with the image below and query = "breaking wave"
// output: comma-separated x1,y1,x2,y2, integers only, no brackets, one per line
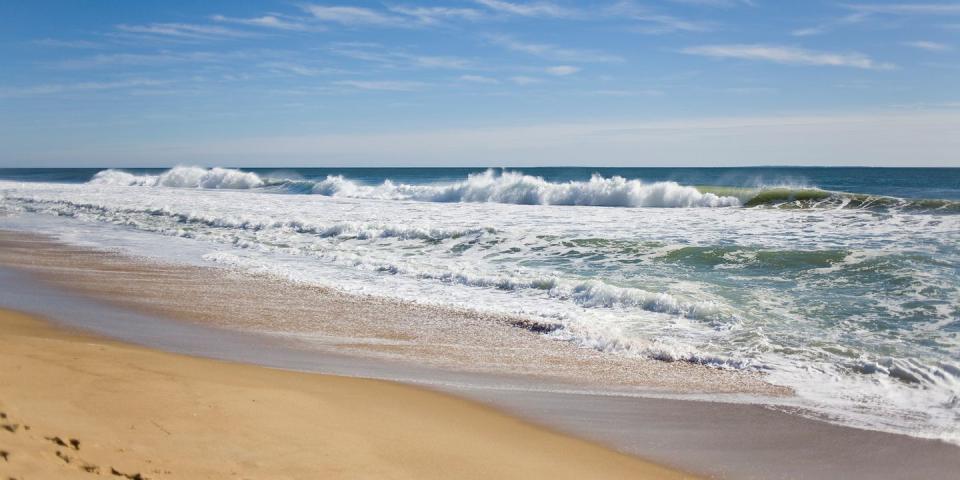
90,167,741,208
90,166,264,190
88,166,960,212
716,186,960,212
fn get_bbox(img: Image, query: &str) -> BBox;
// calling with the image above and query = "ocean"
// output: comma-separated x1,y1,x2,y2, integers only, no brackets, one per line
1,166,958,443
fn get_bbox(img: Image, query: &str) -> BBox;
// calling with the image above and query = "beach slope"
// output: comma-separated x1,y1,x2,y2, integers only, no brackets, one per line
0,309,692,479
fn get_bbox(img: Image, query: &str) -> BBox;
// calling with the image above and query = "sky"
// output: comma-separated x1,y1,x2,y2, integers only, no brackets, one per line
1,0,958,167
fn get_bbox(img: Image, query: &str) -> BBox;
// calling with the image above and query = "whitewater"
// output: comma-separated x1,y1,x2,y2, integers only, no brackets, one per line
88,166,743,208
1,166,958,444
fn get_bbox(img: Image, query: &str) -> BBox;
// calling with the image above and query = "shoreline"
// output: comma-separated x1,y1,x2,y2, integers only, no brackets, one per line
0,228,786,397
2,228,960,478
0,308,689,479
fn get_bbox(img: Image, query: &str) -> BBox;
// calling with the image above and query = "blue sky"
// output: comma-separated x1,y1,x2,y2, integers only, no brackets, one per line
1,0,958,167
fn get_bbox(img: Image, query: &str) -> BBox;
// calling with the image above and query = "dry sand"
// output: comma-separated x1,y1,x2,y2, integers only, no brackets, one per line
0,309,695,479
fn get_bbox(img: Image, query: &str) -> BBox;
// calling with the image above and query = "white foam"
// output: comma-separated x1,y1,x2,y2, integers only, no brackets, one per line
89,167,740,208
311,170,741,208
90,166,264,189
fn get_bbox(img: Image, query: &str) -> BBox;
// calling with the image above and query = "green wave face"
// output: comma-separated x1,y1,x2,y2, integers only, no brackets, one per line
742,188,833,207
697,185,960,212
659,245,848,271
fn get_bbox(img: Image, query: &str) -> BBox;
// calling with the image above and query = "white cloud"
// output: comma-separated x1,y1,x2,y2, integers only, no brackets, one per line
328,43,474,70
587,89,664,96
630,15,713,34
487,35,623,63
302,5,405,26
333,80,429,91
545,65,580,75
115,23,255,40
211,14,315,31
34,38,102,49
668,0,755,6
459,74,501,84
791,26,828,37
260,62,344,76
510,75,542,85
792,4,960,38
844,3,960,15
607,3,714,34
791,12,870,37
387,6,486,24
473,0,577,18
410,55,474,69
681,44,895,69
55,50,258,69
0,79,168,98
902,40,952,51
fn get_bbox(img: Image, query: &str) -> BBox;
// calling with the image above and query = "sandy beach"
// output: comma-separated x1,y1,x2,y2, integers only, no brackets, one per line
0,308,693,479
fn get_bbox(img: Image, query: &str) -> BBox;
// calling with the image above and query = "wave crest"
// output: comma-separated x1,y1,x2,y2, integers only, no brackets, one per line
88,167,742,208
90,166,264,190
314,170,741,208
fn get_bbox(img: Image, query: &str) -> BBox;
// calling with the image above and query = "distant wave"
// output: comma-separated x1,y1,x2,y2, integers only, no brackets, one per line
702,185,960,212
88,166,960,212
89,166,741,208
90,166,264,189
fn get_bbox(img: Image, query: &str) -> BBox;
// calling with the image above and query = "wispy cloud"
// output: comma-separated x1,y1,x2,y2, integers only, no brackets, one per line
487,34,623,63
668,0,755,6
791,12,870,37
545,65,580,75
608,2,714,34
794,4,960,36
719,86,779,94
903,40,953,51
0,78,168,98
333,80,429,91
55,50,262,69
302,4,493,27
587,88,664,96
473,0,578,18
459,74,501,84
630,14,713,34
211,14,316,31
472,0,712,34
34,38,102,49
259,62,343,76
681,44,895,69
328,43,474,70
387,5,487,24
844,3,960,15
509,75,542,85
115,23,256,40
302,5,408,27
411,56,474,69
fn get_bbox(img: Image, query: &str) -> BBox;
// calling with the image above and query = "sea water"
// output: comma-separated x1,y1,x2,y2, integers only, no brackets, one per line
1,166,958,443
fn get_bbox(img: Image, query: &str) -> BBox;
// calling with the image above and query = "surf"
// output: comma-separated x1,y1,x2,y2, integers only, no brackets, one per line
87,166,960,213
90,166,742,208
